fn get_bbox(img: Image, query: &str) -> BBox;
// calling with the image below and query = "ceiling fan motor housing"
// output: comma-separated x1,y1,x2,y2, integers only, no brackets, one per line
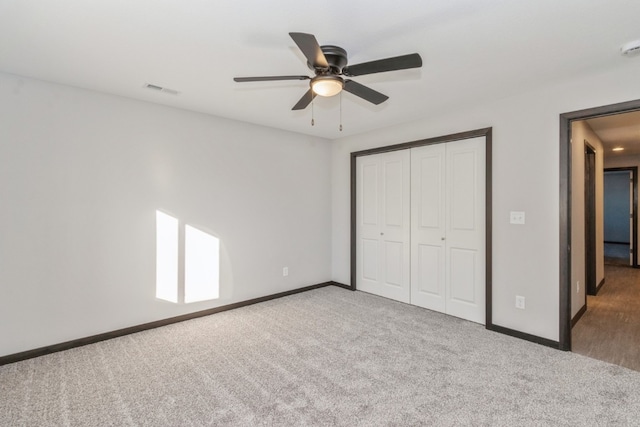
308,45,348,73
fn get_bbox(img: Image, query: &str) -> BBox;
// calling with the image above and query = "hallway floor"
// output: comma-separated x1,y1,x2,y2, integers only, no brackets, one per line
603,242,632,266
572,264,640,371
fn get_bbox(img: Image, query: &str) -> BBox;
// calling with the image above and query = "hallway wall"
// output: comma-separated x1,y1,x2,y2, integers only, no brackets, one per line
570,121,605,318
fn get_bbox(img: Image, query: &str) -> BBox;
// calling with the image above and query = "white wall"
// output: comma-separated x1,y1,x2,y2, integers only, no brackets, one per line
332,62,640,342
570,120,605,318
0,72,332,357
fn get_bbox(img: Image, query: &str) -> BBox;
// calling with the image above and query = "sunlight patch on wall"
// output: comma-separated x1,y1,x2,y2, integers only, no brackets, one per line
156,210,219,304
185,225,220,303
156,211,179,303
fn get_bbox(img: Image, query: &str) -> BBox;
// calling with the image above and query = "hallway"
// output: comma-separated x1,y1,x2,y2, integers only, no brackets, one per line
572,265,640,371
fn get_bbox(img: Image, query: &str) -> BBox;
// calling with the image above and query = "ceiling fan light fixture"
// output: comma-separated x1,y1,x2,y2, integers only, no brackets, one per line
311,75,344,97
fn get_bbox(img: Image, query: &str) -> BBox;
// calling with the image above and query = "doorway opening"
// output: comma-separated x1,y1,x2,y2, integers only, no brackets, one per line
560,99,640,351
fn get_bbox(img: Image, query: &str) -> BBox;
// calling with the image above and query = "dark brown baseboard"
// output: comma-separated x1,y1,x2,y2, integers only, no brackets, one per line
486,324,560,350
0,281,349,366
330,282,354,291
571,303,588,328
595,278,605,294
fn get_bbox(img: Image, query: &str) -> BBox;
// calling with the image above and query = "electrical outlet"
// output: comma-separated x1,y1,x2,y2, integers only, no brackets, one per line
515,295,526,309
510,211,525,225
577,281,580,293
283,267,289,277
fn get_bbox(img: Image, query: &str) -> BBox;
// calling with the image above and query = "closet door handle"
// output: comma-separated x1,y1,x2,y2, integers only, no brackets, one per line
441,237,445,241
380,232,384,236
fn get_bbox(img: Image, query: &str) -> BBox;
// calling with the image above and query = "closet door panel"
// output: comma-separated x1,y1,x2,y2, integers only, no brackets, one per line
357,156,382,295
416,243,443,297
361,163,379,226
379,150,411,302
384,240,405,287
356,151,410,303
411,144,446,312
384,159,405,227
445,137,485,324
449,150,477,231
361,239,379,281
448,247,477,303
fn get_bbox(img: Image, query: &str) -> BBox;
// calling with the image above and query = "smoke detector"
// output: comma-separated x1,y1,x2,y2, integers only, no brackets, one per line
620,40,640,57
143,83,180,95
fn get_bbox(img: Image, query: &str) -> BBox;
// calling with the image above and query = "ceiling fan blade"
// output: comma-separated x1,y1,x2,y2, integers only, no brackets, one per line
234,75,310,82
343,80,389,105
292,89,316,110
343,53,422,77
289,32,329,70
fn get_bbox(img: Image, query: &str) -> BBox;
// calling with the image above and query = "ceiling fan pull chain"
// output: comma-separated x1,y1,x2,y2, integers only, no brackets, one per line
339,92,343,131
311,98,315,126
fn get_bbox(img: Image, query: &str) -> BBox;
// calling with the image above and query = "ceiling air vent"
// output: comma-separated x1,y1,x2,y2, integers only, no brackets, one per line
143,83,180,95
620,40,640,57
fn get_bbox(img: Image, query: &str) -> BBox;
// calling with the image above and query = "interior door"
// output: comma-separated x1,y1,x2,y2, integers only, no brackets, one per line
411,137,485,324
356,150,411,303
445,137,485,324
410,143,446,312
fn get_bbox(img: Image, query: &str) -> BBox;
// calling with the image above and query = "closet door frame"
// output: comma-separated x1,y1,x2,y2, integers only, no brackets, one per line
350,127,494,327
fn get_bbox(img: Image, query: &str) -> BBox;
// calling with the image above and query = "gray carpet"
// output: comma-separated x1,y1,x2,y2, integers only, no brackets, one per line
1,287,639,426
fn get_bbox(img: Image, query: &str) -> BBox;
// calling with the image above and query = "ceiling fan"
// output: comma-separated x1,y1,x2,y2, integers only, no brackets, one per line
234,32,422,110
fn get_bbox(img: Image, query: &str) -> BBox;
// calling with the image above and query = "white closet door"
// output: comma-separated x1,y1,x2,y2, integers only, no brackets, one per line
410,143,446,312
356,150,411,303
411,137,485,324
445,137,485,324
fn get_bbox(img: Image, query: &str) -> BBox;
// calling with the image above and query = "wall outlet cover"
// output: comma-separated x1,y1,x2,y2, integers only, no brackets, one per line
510,211,525,225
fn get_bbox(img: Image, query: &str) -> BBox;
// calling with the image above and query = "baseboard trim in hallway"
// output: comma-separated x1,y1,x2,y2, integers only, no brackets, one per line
0,281,350,366
571,304,587,328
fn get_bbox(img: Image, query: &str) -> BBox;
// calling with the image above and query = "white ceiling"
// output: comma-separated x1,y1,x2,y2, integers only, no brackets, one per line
587,111,640,157
1,0,640,139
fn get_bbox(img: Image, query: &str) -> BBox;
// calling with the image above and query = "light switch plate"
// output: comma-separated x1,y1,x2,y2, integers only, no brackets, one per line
510,211,525,225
